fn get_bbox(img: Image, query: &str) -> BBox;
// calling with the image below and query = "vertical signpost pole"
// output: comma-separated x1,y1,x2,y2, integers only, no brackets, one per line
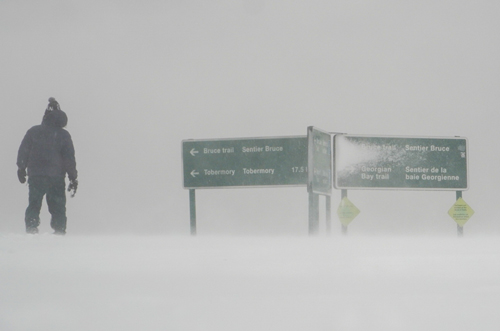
309,192,319,235
189,189,197,236
341,189,348,235
326,195,332,235
456,191,463,237
307,127,332,236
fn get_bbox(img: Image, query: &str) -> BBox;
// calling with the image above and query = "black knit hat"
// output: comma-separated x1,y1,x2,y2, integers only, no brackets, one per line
42,97,68,127
47,97,60,111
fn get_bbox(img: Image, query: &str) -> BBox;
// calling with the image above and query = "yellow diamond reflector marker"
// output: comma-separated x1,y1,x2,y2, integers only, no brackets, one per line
337,197,360,226
448,197,474,226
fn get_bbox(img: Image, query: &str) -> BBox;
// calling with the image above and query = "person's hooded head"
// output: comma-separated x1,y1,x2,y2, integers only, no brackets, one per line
42,97,68,127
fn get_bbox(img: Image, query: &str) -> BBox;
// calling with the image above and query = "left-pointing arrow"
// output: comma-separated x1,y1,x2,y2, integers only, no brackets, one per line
190,149,199,156
190,170,199,177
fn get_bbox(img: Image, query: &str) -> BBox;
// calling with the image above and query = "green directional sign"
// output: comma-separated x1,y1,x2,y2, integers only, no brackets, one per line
307,127,332,195
182,136,308,189
334,135,468,190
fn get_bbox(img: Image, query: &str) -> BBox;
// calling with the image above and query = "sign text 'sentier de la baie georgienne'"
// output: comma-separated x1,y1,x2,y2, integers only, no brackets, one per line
334,135,468,190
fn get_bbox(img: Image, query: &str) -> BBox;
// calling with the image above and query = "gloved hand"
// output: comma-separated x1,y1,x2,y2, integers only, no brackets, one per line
67,179,78,197
17,168,26,184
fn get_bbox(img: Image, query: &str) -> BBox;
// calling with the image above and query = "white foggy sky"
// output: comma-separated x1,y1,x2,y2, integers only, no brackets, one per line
1,1,499,235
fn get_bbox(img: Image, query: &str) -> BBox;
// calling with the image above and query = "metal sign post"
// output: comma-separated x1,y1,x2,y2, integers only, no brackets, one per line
308,192,319,235
341,189,348,235
183,132,472,236
335,135,468,190
307,127,332,195
326,196,332,234
183,136,308,235
334,134,471,236
189,189,196,235
448,191,474,237
456,191,463,237
307,127,332,235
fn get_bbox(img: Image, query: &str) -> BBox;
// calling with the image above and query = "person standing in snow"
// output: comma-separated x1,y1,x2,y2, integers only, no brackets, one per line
17,98,78,235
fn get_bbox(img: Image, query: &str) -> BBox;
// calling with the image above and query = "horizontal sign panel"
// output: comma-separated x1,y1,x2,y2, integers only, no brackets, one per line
334,135,468,190
183,136,307,189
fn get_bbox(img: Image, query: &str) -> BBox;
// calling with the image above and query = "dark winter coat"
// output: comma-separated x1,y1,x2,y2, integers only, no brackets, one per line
17,111,77,180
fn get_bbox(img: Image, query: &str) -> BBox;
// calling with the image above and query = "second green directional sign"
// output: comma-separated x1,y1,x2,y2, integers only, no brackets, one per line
183,136,308,189
307,127,332,195
334,135,468,190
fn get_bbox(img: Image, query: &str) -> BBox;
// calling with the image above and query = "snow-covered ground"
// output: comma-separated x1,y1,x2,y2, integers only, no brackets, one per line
1,233,499,331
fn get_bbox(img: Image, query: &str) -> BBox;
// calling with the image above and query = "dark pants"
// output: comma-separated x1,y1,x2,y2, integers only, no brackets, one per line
25,176,67,233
